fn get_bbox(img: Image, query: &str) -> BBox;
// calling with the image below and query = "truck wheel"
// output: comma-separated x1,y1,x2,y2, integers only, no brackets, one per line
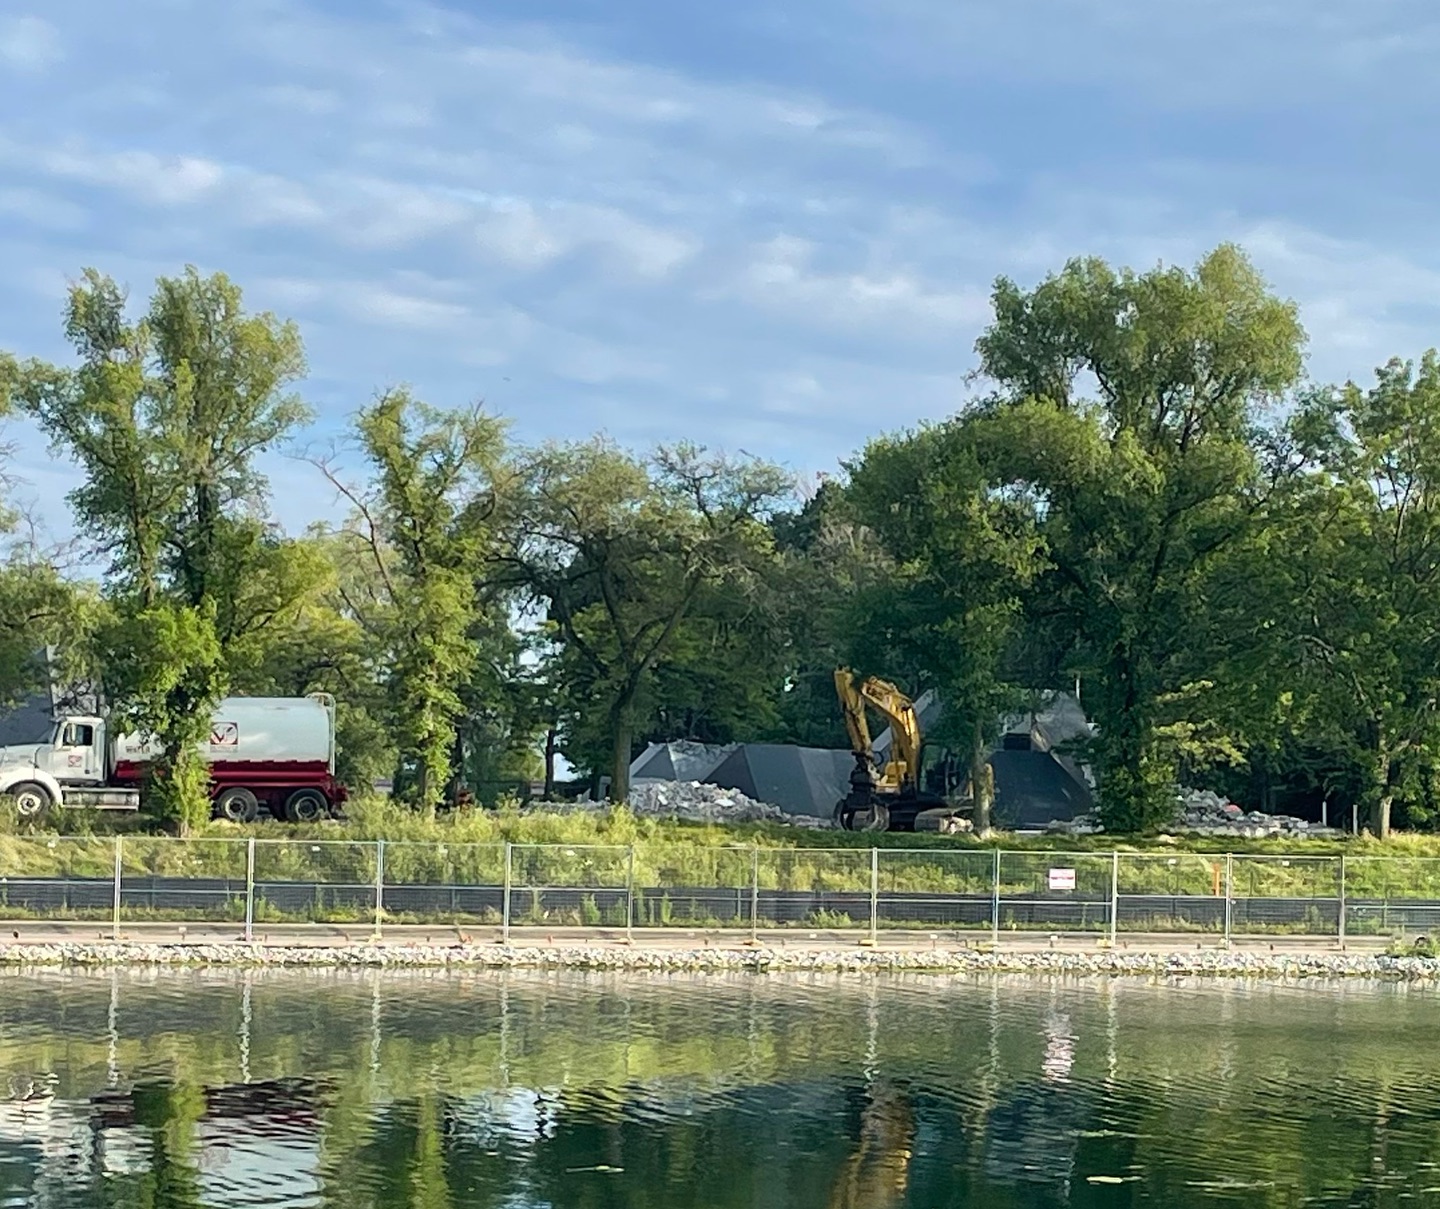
285,789,328,823
9,782,52,819
215,787,259,824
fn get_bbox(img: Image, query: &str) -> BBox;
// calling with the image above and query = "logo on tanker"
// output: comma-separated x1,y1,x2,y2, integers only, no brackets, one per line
210,722,239,747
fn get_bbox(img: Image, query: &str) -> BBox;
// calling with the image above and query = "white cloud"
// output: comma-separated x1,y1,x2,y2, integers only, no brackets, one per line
8,0,1440,538
340,284,471,331
0,15,61,72
0,187,86,231
726,234,991,334
26,144,225,206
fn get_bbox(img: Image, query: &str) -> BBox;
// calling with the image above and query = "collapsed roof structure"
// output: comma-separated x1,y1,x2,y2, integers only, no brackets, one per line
629,691,1095,826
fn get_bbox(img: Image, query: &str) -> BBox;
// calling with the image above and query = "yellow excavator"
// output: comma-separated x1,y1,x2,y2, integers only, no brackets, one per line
826,1082,915,1209
833,668,959,831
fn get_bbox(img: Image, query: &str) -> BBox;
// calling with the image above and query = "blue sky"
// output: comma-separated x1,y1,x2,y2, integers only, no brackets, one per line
5,0,1440,535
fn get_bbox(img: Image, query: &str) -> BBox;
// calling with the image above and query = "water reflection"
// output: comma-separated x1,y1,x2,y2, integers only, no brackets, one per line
0,971,1436,1206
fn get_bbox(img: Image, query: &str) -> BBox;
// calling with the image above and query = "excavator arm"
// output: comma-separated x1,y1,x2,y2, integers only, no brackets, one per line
834,667,922,793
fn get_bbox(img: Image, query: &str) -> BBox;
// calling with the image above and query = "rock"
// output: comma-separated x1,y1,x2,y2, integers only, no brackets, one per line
1045,788,1347,840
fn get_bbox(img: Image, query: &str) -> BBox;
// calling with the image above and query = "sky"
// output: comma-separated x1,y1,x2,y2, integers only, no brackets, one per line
5,0,1440,537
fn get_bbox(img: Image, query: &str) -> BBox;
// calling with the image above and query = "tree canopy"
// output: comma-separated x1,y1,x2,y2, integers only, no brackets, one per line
9,246,1440,837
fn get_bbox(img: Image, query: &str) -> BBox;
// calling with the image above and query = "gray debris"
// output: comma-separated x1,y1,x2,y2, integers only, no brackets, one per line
1047,788,1345,839
536,780,833,829
633,781,834,829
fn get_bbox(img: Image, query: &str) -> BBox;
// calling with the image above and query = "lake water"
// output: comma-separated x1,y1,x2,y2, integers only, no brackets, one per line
0,968,1435,1207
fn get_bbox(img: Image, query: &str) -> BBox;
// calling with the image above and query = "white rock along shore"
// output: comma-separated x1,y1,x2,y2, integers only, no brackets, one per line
1,940,1438,981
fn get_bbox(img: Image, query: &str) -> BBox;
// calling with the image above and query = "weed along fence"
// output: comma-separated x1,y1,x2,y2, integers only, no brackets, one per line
2,837,1440,943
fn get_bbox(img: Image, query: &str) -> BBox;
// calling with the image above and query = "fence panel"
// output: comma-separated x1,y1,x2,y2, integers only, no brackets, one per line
252,840,378,925
1117,853,1226,934
1229,855,1341,936
1344,857,1440,937
877,849,995,931
633,844,753,928
119,838,248,923
380,842,506,926
996,851,1113,934
0,836,115,921
509,844,632,928
755,848,872,928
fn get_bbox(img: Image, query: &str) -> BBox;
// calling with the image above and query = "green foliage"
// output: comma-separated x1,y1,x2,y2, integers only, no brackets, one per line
963,245,1306,830
319,390,512,815
9,267,314,832
508,440,791,799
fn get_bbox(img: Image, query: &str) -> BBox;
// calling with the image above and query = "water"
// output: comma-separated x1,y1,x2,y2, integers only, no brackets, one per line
0,970,1436,1207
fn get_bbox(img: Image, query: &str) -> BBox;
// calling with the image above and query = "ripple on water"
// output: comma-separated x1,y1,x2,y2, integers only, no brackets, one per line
0,969,1434,1206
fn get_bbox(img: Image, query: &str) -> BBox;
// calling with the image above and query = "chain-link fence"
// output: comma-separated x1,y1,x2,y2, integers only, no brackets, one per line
9,838,1440,942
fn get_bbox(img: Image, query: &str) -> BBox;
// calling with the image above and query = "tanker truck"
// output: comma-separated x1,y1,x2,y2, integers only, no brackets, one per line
0,694,347,823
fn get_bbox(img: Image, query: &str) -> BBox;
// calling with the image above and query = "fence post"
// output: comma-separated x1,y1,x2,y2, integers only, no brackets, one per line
625,845,635,944
1108,850,1119,948
244,838,255,943
502,842,512,945
990,848,1001,946
750,846,760,944
373,840,385,940
1223,853,1234,947
111,836,122,942
868,847,879,946
1338,854,1347,949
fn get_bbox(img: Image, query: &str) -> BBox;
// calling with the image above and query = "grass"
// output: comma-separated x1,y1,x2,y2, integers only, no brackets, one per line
2,796,1440,927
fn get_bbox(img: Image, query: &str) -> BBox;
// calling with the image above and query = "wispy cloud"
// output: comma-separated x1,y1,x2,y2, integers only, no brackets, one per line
4,0,1440,539
0,15,61,72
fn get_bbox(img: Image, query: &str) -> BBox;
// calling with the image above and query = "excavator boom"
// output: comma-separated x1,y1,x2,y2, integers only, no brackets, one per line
833,667,954,832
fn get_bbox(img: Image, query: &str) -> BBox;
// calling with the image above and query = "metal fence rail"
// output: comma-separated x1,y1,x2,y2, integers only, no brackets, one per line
7,838,1440,943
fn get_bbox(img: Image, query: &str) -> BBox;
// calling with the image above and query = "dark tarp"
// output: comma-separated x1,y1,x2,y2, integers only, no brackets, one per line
630,742,734,784
706,744,855,819
0,693,55,746
989,749,1092,828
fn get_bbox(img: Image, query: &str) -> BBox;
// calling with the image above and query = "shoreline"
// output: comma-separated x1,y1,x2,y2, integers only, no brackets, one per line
0,935,1436,981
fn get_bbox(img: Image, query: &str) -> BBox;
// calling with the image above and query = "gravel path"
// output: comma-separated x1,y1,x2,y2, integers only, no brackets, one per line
1,940,1437,980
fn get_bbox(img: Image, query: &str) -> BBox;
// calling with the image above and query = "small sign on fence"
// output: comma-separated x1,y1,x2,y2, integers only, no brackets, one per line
1048,867,1077,892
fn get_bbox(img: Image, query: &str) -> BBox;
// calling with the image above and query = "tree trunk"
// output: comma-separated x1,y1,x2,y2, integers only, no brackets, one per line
609,720,632,804
1368,722,1393,840
971,720,993,837
543,725,558,800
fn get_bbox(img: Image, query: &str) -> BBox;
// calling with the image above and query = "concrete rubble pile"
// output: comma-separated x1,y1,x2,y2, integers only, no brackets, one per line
541,780,832,828
1048,788,1345,839
628,780,833,829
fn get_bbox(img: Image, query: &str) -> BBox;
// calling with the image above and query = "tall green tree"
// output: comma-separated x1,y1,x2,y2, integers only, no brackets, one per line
9,267,314,831
844,422,1045,833
969,244,1306,830
506,440,790,801
317,390,510,815
1247,356,1440,837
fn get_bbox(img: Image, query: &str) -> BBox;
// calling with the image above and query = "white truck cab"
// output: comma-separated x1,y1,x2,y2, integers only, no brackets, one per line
0,715,133,816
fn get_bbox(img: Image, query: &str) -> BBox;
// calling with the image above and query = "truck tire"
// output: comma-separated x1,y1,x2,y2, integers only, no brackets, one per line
285,789,328,823
9,781,52,819
215,787,259,824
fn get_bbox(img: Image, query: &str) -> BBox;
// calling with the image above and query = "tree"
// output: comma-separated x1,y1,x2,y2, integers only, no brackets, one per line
1251,356,1440,837
969,245,1306,830
506,440,790,801
844,422,1045,834
316,390,510,816
9,267,314,831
